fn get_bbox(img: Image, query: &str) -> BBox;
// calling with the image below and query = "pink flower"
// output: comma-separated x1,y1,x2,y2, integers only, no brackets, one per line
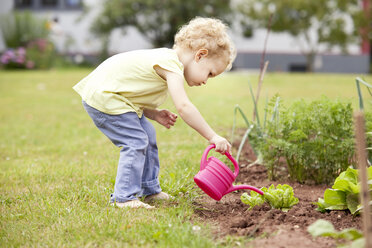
5,50,15,59
1,54,10,64
15,56,25,64
1,49,16,64
26,60,35,69
34,39,48,52
17,47,26,55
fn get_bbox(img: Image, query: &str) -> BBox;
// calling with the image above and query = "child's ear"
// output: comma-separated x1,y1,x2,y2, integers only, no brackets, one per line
195,49,209,62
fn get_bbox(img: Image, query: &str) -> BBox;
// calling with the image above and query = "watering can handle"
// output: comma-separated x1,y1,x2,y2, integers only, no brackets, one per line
200,144,240,178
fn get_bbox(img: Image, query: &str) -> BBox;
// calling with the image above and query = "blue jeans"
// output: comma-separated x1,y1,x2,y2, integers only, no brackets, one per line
82,101,162,203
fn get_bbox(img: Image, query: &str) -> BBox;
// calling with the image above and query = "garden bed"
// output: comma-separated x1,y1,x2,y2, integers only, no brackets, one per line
192,142,362,247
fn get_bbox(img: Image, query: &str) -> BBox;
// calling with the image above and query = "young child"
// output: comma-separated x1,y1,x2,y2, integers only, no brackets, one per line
73,17,236,209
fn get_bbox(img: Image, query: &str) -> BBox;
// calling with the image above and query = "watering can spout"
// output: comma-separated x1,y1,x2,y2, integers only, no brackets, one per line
226,185,264,195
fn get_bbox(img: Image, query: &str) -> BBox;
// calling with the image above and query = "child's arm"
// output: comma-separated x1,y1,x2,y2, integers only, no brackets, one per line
155,66,231,154
143,108,177,129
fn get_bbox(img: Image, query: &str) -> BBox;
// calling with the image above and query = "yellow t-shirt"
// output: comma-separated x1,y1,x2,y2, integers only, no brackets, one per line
73,48,184,117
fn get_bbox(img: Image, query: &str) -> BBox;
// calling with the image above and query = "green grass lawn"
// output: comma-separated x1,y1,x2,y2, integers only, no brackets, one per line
1,69,371,247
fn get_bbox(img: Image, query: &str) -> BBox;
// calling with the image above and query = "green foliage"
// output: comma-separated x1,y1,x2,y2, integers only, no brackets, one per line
308,219,364,247
232,79,370,184
260,97,355,184
0,12,55,70
241,184,299,212
25,39,55,69
0,11,49,48
231,81,281,165
315,167,372,215
241,190,265,210
235,0,365,72
247,94,281,155
355,77,372,111
262,184,299,211
0,39,55,70
90,0,231,50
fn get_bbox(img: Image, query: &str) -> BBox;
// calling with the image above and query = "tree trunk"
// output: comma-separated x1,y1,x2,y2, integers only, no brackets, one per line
305,52,315,72
370,40,372,73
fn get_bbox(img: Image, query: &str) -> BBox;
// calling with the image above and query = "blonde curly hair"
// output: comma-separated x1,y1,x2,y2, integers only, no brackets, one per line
174,17,236,70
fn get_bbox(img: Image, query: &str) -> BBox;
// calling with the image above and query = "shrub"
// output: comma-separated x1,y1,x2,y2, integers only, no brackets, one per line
0,39,55,69
26,39,55,69
0,47,31,69
0,11,55,69
260,97,355,184
0,11,49,48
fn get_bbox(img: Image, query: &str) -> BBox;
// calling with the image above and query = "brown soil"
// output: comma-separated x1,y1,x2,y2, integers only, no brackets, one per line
192,142,362,247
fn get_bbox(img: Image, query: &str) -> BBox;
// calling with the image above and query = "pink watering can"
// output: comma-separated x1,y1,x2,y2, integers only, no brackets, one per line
194,144,264,201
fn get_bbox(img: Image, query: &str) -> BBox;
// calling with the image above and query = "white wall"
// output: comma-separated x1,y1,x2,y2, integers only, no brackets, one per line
0,0,13,51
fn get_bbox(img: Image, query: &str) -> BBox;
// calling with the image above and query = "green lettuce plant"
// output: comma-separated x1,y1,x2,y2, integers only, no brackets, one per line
241,190,265,210
308,219,364,247
241,184,299,212
315,167,372,215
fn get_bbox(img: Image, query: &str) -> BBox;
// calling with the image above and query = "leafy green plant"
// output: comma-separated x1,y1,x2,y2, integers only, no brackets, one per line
231,23,271,166
0,11,49,48
315,167,372,215
241,184,299,212
231,85,281,165
308,219,364,247
0,11,55,70
25,39,55,69
260,97,355,183
355,77,372,111
241,190,265,209
0,39,55,70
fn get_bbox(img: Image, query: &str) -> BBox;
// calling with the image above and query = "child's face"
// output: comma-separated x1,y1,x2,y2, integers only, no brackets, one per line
184,50,227,87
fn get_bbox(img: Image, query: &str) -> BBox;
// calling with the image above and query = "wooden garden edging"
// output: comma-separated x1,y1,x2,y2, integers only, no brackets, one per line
354,111,372,248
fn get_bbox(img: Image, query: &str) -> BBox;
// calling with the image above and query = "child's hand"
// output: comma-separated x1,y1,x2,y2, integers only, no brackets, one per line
209,135,231,154
154,109,178,129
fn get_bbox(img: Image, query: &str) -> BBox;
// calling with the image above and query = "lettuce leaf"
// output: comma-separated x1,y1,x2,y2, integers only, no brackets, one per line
241,191,265,210
323,189,347,210
241,184,299,212
308,219,363,242
316,166,372,215
332,167,359,194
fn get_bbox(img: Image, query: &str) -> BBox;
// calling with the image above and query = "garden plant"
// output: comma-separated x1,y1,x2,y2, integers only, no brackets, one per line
241,183,299,212
260,97,355,184
315,162,372,215
0,11,55,69
233,94,356,184
308,219,364,247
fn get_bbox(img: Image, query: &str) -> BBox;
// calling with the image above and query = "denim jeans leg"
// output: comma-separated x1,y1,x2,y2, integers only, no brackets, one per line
139,117,162,196
82,101,149,203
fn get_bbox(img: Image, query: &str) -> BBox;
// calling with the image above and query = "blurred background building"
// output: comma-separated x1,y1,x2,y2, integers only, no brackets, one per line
0,0,369,73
